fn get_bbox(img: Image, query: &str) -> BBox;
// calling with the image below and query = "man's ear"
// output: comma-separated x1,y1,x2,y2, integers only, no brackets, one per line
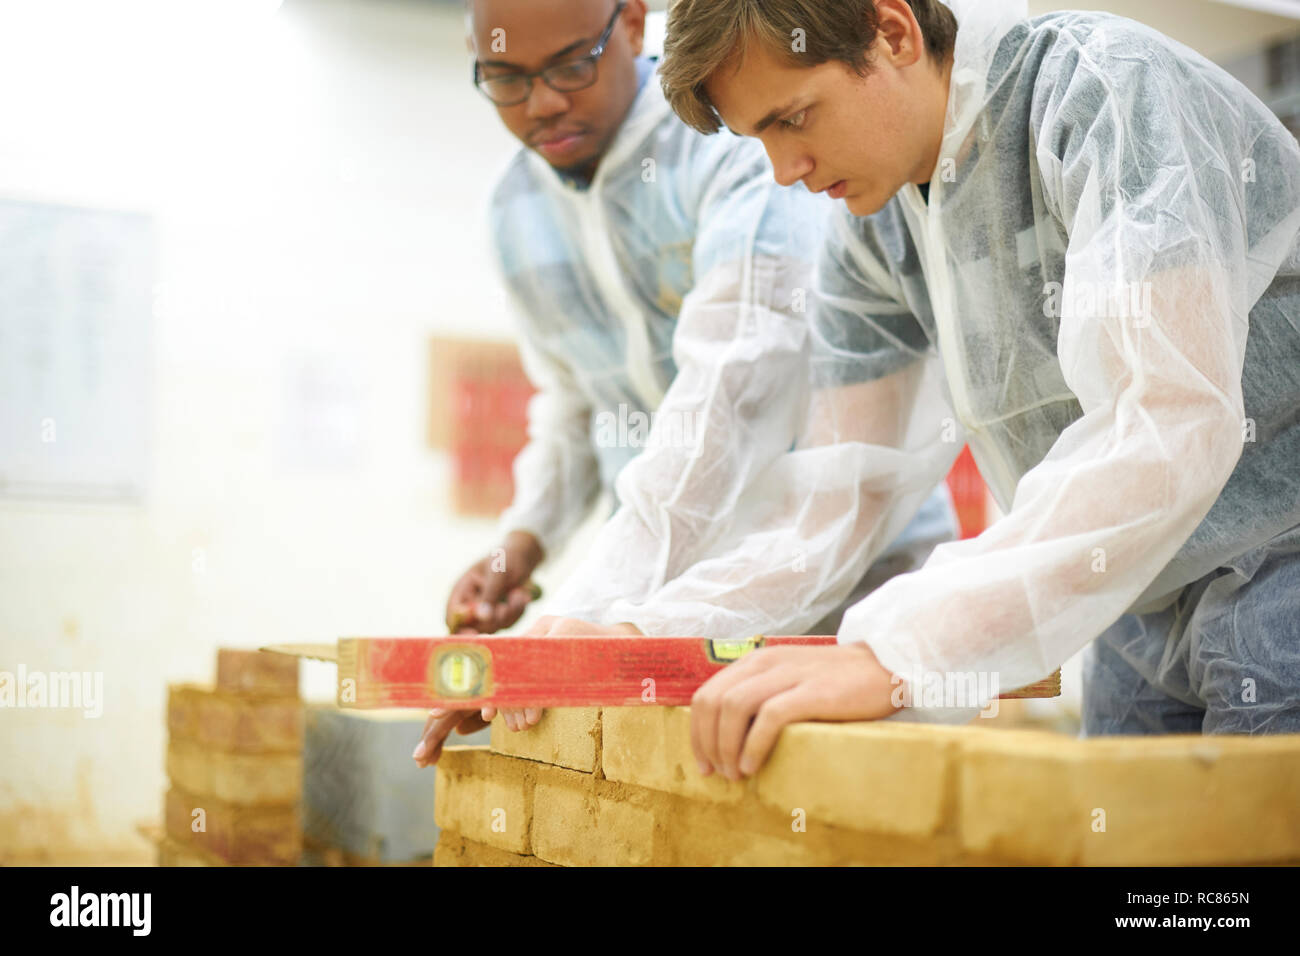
874,0,924,66
623,0,648,57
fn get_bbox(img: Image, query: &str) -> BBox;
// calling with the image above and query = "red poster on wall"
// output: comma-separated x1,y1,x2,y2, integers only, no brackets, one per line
441,342,535,516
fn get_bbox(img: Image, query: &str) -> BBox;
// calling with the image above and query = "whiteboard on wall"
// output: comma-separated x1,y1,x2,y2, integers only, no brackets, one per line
0,199,154,501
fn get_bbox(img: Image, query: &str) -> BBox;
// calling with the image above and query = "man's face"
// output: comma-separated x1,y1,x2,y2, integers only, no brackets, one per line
703,17,947,217
471,0,645,176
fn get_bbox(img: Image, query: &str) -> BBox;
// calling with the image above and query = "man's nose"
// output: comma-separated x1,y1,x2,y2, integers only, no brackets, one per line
767,141,814,189
525,79,570,119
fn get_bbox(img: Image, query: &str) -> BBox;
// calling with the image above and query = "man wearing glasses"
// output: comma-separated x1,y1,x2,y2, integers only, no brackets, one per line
417,0,959,763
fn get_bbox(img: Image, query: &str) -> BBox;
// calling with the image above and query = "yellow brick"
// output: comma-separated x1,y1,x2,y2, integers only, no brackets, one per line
165,787,301,864
756,722,965,838
490,708,600,772
434,747,534,854
959,731,1300,865
171,685,302,752
663,804,824,866
157,838,226,867
197,693,303,753
166,740,302,806
530,767,658,866
167,684,203,741
655,784,962,866
433,831,556,867
166,740,209,794
602,707,748,804
216,648,299,698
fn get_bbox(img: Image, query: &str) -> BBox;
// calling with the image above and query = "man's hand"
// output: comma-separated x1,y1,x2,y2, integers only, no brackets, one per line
492,617,644,733
446,530,544,634
411,707,492,768
690,642,900,781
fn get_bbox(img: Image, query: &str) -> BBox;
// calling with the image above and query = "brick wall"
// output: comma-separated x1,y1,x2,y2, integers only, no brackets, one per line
159,650,304,865
434,708,1300,866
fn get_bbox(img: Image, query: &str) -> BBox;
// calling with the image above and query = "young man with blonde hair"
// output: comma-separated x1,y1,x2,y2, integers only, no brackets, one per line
656,0,1300,780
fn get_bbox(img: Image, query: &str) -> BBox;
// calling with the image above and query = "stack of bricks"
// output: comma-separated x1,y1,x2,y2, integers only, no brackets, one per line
434,707,1300,866
159,649,304,866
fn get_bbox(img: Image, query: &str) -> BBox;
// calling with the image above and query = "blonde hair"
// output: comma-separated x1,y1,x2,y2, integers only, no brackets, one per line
661,0,957,133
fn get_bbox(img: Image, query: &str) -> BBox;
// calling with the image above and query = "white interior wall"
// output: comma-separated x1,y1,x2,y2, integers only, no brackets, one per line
0,0,557,861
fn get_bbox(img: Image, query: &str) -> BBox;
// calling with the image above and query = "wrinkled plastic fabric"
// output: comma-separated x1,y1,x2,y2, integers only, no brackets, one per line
491,61,958,623
1084,524,1300,734
813,0,1300,712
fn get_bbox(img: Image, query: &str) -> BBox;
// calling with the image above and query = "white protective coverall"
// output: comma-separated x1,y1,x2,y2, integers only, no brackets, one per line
631,1,1300,729
492,58,958,632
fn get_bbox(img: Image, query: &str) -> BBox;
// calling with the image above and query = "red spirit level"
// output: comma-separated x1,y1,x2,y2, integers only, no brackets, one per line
262,636,1061,710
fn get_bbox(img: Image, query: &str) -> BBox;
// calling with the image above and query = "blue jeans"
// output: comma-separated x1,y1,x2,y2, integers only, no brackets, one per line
1083,525,1300,735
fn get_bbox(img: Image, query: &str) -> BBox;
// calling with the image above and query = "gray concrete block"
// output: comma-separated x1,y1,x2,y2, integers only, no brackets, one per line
303,704,490,863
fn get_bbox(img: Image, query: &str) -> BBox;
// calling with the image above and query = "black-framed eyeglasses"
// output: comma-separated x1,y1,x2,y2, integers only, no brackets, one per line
473,2,627,106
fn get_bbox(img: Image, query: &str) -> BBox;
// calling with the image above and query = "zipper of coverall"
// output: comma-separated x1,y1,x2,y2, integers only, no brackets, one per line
903,181,1021,506
564,177,666,413
532,72,673,414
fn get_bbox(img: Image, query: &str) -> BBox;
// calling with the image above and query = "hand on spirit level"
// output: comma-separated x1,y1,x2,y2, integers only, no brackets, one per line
410,618,644,767
445,530,544,634
690,642,899,781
